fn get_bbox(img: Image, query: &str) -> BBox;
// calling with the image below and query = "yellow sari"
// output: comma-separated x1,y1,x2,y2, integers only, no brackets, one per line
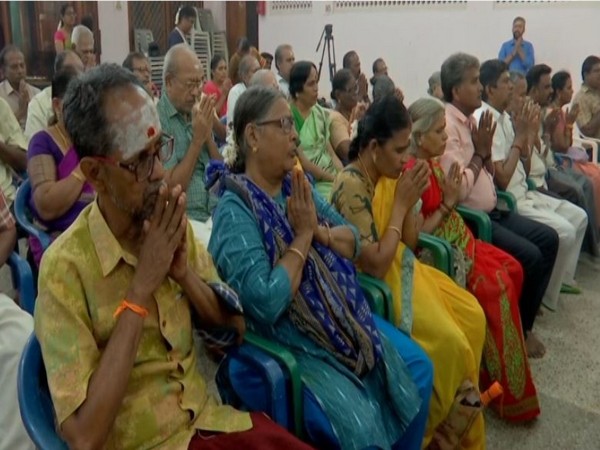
331,168,487,449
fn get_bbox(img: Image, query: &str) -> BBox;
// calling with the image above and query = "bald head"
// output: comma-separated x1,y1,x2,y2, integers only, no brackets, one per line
163,44,205,114
55,50,84,74
249,69,278,89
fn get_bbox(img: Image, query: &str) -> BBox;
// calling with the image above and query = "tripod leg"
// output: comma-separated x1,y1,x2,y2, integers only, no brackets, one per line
318,38,329,80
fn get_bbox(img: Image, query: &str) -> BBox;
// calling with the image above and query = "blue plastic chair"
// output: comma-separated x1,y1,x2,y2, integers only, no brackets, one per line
7,252,35,315
14,179,52,251
18,334,68,450
217,275,398,439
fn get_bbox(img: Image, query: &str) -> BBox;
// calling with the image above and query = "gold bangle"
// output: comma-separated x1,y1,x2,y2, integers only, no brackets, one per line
71,171,85,182
288,247,306,263
388,226,402,239
325,222,332,247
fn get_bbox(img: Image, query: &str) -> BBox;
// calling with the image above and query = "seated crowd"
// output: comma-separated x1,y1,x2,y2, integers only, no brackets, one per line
4,9,600,450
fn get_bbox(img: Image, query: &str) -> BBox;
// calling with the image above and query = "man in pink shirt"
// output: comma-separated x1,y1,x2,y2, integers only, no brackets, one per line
440,53,559,358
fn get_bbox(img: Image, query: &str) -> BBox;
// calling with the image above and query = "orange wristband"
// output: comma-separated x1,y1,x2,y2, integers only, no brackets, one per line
113,300,149,319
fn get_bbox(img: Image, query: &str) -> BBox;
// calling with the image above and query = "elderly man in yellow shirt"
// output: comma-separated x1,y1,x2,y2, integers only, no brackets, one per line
0,96,27,204
34,63,312,450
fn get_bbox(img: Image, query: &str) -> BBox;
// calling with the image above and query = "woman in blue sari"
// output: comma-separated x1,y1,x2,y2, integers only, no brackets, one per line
207,86,433,450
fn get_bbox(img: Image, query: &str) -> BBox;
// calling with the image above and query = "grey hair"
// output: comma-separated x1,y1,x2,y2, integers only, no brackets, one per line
509,70,526,84
408,97,446,152
71,25,94,47
441,52,480,103
239,55,259,80
63,63,140,159
231,86,285,173
274,44,293,71
249,69,276,88
427,71,441,95
162,43,198,85
372,75,396,102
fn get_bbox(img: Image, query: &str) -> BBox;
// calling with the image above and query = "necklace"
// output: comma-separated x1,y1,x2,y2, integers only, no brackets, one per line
357,154,375,192
53,123,71,151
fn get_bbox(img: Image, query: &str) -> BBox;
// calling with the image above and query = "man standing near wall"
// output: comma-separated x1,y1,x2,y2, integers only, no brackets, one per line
498,17,535,75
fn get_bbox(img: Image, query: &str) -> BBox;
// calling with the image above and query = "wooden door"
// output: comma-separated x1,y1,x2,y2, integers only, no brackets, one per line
0,2,10,50
226,1,246,57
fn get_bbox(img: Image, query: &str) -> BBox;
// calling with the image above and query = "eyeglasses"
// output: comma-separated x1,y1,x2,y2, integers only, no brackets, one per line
133,66,150,74
256,116,294,134
94,133,174,182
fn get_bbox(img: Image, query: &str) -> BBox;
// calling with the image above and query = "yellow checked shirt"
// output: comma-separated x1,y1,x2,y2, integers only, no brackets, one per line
34,202,251,450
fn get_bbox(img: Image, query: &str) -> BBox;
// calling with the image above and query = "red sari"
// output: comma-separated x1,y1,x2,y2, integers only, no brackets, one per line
414,158,540,422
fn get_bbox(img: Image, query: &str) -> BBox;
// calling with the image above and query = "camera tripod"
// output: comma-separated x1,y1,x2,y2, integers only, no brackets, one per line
316,24,337,83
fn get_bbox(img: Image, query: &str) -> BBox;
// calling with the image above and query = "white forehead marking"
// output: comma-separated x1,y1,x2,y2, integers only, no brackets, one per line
111,88,161,160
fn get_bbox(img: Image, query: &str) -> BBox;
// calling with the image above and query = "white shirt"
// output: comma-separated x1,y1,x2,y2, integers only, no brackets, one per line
24,86,53,143
475,102,528,202
0,98,27,203
226,83,247,133
0,293,35,450
0,80,40,130
276,73,290,99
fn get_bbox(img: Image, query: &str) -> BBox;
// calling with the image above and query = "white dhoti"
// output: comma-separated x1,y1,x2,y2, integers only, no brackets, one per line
516,191,588,310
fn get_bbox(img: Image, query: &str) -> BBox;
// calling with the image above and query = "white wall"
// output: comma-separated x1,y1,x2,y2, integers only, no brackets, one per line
204,0,227,31
97,1,130,64
259,1,600,104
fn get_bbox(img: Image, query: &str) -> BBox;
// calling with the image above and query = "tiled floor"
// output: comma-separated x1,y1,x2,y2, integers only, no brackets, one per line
486,253,600,449
3,248,600,449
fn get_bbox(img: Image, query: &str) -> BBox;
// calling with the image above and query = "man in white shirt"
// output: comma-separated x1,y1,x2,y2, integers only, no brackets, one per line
274,44,295,99
0,45,40,130
24,50,84,142
0,292,34,450
0,97,27,204
226,55,260,133
476,59,586,314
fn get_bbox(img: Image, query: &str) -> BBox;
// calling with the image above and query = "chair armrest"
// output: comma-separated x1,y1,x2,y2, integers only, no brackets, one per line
228,343,288,427
8,252,35,315
418,233,454,277
14,181,52,251
456,206,492,242
357,272,395,323
244,332,303,438
496,190,517,212
573,137,598,163
18,334,69,450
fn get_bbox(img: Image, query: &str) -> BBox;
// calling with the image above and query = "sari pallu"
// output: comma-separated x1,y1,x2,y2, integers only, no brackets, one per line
291,103,340,198
210,167,423,435
417,158,540,422
369,175,486,450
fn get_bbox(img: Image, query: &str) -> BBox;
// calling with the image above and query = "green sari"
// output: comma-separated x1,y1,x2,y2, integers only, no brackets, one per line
291,103,339,198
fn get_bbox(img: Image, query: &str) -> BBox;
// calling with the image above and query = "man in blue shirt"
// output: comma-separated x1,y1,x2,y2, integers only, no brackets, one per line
498,17,535,75
167,6,196,50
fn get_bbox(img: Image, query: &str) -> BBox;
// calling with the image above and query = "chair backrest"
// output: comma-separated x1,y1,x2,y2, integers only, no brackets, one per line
14,180,52,250
18,334,68,450
133,28,154,54
8,252,35,315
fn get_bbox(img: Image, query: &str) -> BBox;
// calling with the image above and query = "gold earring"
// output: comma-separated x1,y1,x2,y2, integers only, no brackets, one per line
252,146,258,153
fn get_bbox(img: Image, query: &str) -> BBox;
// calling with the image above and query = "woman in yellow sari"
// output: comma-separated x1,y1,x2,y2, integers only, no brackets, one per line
331,96,486,449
